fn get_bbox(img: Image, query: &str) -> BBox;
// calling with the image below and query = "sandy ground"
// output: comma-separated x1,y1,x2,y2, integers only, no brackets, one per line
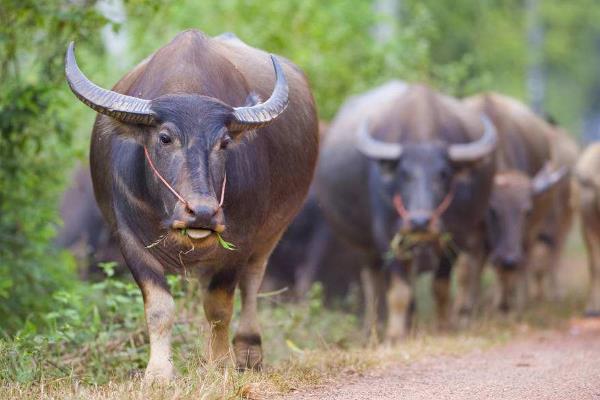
282,319,600,400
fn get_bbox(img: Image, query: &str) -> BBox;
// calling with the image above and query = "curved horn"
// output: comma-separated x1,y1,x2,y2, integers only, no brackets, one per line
355,120,403,160
448,116,497,162
65,42,156,125
228,55,289,131
532,163,569,196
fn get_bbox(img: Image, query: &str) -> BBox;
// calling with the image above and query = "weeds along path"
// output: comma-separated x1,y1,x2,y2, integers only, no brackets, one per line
281,319,600,400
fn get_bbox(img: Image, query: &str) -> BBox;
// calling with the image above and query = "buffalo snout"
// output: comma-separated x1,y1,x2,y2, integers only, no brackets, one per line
409,214,431,232
493,253,523,270
174,196,225,232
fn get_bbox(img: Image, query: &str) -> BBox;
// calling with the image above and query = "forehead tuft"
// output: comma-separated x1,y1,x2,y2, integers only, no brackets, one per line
151,94,230,127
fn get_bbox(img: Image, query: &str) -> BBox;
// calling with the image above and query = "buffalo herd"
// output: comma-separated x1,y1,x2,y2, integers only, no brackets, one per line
59,29,600,381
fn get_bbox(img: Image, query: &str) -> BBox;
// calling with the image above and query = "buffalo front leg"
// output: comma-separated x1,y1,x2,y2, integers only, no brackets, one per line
203,270,236,366
433,255,452,331
120,231,175,384
497,267,526,314
453,250,485,326
385,271,413,344
361,266,383,342
233,258,268,370
142,279,176,383
584,223,600,316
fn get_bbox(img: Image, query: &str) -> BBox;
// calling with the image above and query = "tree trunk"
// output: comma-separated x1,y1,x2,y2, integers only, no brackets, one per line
526,0,545,115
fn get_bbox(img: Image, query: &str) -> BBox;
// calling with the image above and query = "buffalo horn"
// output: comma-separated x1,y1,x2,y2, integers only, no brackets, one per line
448,115,497,162
65,42,156,125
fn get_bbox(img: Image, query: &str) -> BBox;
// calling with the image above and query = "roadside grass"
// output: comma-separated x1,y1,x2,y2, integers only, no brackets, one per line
0,262,581,399
0,239,588,399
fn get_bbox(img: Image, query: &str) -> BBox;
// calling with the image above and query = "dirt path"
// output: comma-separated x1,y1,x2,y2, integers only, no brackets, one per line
282,319,600,400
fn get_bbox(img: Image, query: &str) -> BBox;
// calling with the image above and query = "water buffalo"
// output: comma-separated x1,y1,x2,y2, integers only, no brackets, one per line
316,81,497,342
65,30,318,380
528,125,578,301
265,187,364,301
575,143,600,316
463,93,567,312
55,164,124,278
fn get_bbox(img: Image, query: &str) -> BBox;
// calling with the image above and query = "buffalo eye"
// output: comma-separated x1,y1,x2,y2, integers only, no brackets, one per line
159,132,172,145
220,135,232,150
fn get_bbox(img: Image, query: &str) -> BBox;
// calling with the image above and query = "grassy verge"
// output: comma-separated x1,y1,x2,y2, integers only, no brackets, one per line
0,267,583,400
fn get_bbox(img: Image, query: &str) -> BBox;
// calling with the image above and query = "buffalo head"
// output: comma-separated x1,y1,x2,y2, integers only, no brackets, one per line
65,42,288,245
487,164,568,269
356,117,496,245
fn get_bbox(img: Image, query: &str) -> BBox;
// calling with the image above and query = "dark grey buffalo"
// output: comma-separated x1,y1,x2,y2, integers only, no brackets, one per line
65,30,318,381
265,187,364,301
316,81,497,342
463,93,568,312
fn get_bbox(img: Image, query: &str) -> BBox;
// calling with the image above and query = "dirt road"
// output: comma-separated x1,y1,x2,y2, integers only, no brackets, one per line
283,319,600,400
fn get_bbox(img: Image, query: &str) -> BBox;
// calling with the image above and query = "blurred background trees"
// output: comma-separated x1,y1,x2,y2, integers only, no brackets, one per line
1,0,599,335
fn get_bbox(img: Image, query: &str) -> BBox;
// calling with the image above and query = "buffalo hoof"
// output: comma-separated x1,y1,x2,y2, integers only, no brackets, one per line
584,309,600,318
233,334,263,371
454,308,474,330
384,334,405,347
143,363,174,385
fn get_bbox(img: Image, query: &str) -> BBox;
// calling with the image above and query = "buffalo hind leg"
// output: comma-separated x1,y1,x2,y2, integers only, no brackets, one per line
203,269,236,366
233,257,268,370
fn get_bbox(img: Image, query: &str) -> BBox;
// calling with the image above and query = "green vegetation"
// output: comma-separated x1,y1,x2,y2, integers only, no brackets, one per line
1,0,599,397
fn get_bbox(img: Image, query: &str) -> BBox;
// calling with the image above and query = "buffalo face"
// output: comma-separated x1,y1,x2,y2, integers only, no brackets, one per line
376,143,454,235
487,165,568,270
356,117,497,255
65,42,288,246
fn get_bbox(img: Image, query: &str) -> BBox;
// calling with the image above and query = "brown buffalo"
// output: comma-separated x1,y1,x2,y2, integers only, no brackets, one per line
316,81,497,342
575,143,600,316
528,125,578,301
463,93,567,312
65,30,318,381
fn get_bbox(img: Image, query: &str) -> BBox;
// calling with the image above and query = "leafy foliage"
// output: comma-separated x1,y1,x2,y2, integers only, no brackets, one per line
0,1,108,332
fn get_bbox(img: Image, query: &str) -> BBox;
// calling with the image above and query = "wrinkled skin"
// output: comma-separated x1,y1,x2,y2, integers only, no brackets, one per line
75,30,318,382
317,82,495,342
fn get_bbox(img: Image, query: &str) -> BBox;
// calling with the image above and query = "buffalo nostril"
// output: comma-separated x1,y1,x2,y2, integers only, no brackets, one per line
498,255,522,270
410,215,431,231
186,204,218,224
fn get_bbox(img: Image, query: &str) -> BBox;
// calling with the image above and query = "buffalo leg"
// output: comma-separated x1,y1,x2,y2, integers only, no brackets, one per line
433,255,452,331
361,266,383,341
294,224,330,299
385,270,413,344
142,279,175,382
454,248,485,324
584,222,600,316
203,269,236,365
119,231,175,383
233,257,268,370
497,267,526,313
